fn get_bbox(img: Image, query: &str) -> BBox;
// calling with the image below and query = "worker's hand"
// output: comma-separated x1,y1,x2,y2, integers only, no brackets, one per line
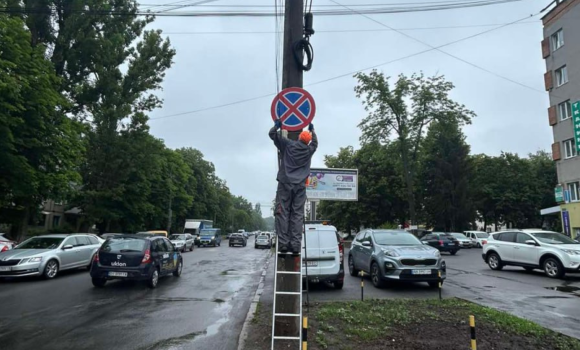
308,123,314,132
274,119,282,129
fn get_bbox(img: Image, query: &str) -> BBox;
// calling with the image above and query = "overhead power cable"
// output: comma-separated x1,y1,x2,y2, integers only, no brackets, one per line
329,0,546,94
150,11,539,121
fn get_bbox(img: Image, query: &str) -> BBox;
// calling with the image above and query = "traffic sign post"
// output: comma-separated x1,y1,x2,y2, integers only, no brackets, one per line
271,87,316,131
572,101,580,153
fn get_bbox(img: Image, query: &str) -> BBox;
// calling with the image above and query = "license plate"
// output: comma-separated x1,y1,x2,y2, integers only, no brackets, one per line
303,261,318,267
411,269,431,275
0,266,11,272
109,271,128,277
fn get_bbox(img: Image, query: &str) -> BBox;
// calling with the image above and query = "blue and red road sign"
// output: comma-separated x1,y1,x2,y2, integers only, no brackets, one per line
271,87,316,131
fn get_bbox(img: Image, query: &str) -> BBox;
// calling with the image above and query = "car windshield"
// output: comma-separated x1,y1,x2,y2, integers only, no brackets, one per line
531,232,577,245
450,233,467,239
170,234,186,240
0,236,10,242
16,237,64,250
475,232,489,238
373,231,421,245
258,235,268,239
101,237,147,253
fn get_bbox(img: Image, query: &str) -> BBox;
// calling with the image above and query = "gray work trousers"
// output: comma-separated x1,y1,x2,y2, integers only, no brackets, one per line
275,182,306,250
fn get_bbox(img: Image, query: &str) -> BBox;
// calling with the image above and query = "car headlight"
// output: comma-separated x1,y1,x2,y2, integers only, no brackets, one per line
28,257,42,263
561,249,580,255
433,250,441,257
381,249,400,257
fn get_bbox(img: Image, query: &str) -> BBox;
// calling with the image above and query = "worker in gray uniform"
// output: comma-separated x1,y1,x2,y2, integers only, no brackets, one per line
269,120,318,254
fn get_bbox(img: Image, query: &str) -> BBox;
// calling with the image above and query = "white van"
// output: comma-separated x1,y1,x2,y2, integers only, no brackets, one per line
301,223,345,289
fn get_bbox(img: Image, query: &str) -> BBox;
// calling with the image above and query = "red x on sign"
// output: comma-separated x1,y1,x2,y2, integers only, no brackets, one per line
271,87,316,131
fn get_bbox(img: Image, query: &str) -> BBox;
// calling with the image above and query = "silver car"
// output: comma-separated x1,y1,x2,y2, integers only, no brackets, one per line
449,232,474,248
0,234,101,279
348,229,446,288
169,234,194,252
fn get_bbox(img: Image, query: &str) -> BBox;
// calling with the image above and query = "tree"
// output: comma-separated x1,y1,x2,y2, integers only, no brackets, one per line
354,71,475,225
420,120,474,231
0,9,82,240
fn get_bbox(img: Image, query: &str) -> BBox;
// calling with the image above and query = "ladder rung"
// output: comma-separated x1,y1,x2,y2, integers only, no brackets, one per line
274,313,301,317
275,291,301,295
273,336,301,340
276,271,301,275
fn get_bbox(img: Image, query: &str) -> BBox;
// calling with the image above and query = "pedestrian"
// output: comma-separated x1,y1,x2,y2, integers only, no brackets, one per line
269,121,318,254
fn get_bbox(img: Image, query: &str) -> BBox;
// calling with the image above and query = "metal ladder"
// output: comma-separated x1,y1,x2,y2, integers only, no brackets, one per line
271,239,304,350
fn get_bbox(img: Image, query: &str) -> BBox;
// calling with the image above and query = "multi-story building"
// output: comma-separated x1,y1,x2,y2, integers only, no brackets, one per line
542,0,580,238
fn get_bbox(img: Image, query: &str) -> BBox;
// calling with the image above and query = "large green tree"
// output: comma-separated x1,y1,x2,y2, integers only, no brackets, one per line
354,71,475,225
0,8,82,240
420,120,474,231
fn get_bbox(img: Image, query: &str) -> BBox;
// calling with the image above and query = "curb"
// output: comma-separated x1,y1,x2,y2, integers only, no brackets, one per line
237,250,272,350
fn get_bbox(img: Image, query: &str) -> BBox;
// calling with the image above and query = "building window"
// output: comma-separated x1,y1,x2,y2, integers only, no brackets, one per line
558,100,572,121
564,139,577,159
556,66,568,87
568,182,579,202
551,29,564,51
52,215,61,228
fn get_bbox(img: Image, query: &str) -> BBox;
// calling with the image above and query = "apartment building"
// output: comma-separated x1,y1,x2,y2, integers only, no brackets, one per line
542,0,580,237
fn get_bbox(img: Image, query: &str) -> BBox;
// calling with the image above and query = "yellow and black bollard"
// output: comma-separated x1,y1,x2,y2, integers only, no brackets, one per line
359,271,365,301
302,316,308,350
470,315,477,350
438,270,442,300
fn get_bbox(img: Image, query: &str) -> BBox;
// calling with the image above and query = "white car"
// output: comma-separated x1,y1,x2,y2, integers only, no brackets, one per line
0,234,16,252
464,231,490,248
302,223,344,289
169,234,195,252
482,229,580,279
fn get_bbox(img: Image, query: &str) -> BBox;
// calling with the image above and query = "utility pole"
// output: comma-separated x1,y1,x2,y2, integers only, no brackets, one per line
274,0,305,347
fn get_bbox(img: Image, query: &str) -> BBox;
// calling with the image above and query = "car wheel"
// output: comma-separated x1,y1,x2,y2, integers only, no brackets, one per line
334,281,344,290
190,244,194,252
543,257,565,279
428,281,442,288
43,259,59,279
92,278,107,288
370,262,386,288
148,268,160,289
524,267,534,272
173,259,183,277
477,242,482,248
450,250,457,256
348,255,359,277
487,252,503,271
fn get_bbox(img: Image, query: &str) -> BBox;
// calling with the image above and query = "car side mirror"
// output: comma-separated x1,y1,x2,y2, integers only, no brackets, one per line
422,241,429,245
62,244,73,250
362,241,372,247
525,240,537,246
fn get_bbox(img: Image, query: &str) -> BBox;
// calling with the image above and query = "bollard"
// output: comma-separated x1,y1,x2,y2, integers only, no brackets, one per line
302,316,308,350
359,271,365,301
470,315,477,350
438,270,442,300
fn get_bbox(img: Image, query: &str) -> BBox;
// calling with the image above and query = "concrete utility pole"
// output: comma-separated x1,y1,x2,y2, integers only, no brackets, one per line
274,0,304,346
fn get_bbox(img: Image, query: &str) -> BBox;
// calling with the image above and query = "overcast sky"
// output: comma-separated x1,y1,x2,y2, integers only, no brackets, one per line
143,0,552,217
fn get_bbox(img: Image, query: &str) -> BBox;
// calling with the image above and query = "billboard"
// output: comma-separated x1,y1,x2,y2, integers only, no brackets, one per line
306,168,358,201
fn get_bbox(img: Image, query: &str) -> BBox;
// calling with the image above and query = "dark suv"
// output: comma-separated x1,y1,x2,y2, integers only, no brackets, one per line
90,235,183,289
420,232,460,255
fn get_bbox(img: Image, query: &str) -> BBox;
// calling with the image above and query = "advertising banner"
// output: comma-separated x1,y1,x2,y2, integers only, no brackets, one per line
306,168,358,201
563,210,571,236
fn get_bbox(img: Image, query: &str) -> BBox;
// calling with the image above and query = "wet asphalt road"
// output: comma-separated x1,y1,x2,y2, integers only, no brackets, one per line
295,248,580,339
0,236,270,350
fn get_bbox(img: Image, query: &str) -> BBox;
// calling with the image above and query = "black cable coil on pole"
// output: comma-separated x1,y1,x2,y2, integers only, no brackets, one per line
293,38,314,71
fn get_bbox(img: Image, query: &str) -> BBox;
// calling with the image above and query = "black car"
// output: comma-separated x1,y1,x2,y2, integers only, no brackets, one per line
420,233,460,255
229,233,247,247
90,235,183,289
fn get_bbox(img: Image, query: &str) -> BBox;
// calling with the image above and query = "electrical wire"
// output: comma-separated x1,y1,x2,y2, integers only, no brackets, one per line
329,0,546,94
149,11,540,122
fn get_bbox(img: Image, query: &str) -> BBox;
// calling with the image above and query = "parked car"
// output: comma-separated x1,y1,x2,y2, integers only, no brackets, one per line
349,229,446,288
169,234,194,252
0,234,101,279
482,229,580,279
449,232,474,249
0,234,16,252
302,223,345,289
90,235,182,288
254,234,271,249
420,232,460,255
464,231,489,248
198,230,222,247
229,233,247,247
